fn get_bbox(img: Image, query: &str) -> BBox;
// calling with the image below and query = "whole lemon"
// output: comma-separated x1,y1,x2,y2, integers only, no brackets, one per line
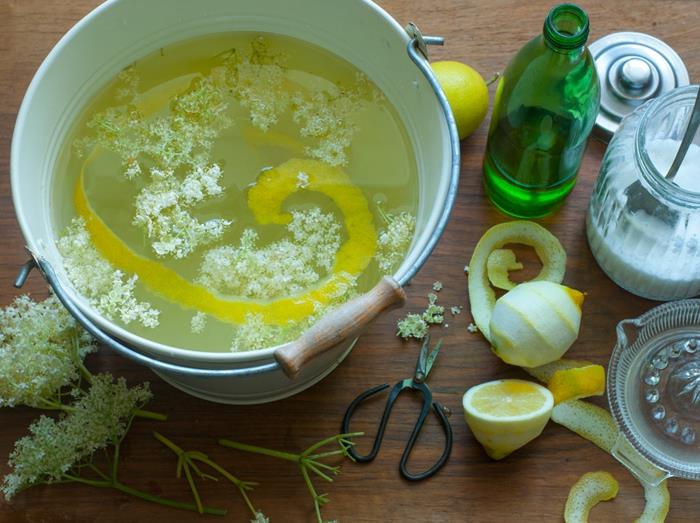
431,60,489,140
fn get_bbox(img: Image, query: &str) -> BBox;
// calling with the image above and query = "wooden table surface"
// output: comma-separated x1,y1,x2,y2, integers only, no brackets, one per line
2,1,699,521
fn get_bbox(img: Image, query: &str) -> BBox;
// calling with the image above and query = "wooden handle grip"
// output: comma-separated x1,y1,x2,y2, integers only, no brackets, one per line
274,276,406,379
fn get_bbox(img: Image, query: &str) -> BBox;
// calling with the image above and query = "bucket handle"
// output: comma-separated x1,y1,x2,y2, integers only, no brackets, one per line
274,277,406,378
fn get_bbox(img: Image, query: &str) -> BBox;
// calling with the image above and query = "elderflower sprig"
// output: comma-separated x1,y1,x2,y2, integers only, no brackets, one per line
154,432,265,521
219,432,362,523
1,375,219,514
0,295,96,409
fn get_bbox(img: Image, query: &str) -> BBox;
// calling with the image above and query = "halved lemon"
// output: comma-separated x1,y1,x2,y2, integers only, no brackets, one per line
463,379,553,460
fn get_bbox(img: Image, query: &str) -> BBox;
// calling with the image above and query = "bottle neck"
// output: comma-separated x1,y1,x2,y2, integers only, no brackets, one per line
543,3,589,54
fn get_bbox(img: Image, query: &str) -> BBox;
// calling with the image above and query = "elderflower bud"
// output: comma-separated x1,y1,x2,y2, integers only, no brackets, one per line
0,295,95,408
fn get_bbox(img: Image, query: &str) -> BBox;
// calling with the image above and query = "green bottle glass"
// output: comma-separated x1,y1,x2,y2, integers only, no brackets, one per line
483,3,600,218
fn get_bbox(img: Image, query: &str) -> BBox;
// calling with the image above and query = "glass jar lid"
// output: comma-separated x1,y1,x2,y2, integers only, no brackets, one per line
590,32,689,142
608,300,700,480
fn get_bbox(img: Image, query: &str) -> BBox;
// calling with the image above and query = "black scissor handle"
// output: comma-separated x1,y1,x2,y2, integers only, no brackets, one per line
400,399,452,481
341,382,395,463
341,382,453,481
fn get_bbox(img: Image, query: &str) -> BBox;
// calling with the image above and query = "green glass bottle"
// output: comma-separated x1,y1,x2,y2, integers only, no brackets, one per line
483,3,600,218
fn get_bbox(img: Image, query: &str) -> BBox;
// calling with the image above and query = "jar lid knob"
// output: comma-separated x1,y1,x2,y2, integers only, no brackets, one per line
620,57,653,89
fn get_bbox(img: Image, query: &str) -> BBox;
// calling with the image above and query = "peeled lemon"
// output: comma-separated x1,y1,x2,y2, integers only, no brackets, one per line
431,60,488,140
489,281,584,368
463,379,553,460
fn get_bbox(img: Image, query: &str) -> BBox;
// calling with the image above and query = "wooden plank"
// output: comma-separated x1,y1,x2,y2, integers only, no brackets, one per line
1,1,698,521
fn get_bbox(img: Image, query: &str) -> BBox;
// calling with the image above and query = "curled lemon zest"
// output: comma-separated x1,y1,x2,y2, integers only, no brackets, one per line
524,358,597,384
467,221,566,341
547,365,606,405
486,248,523,291
564,471,619,523
74,158,376,325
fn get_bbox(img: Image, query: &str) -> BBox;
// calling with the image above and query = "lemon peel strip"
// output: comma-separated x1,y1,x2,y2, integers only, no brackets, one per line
553,400,671,523
74,158,376,325
548,365,606,405
564,471,619,523
467,221,566,341
636,481,670,523
551,400,617,453
486,248,523,291
524,358,595,384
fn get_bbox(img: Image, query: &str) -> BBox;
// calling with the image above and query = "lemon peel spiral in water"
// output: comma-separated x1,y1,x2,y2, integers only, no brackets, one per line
73,157,377,326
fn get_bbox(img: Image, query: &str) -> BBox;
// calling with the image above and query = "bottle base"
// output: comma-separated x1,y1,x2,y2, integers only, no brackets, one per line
482,153,576,218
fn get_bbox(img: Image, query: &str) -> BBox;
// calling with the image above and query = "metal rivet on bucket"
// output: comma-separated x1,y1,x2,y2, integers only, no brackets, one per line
590,31,690,142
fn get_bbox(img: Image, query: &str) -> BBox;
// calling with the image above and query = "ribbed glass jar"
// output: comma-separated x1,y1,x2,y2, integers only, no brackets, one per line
587,85,700,300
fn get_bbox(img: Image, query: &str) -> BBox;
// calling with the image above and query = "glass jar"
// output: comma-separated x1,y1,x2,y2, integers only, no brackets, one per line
587,85,700,301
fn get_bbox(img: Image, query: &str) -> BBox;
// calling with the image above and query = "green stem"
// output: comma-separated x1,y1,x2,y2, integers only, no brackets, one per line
304,461,334,483
153,431,182,454
302,432,362,457
486,72,500,86
300,465,323,523
134,408,168,421
63,474,226,515
113,481,226,516
87,463,110,481
71,333,94,385
219,438,299,463
182,463,204,514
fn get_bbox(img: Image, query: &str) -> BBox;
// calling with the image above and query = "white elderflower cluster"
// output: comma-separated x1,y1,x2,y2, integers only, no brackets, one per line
1,374,151,500
57,218,160,328
198,208,341,300
251,513,269,523
292,73,379,167
0,295,95,408
230,313,280,352
77,69,232,178
190,312,207,334
423,293,445,325
376,211,416,274
396,313,428,340
229,37,290,132
396,292,445,340
133,164,231,258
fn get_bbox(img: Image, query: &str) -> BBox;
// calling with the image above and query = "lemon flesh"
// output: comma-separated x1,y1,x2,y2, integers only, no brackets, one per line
463,379,553,460
431,60,488,140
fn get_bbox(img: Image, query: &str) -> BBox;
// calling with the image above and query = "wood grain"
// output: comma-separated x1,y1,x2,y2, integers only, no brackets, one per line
1,1,699,521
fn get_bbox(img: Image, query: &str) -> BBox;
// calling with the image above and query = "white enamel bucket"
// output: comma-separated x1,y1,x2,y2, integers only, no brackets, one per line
11,0,460,404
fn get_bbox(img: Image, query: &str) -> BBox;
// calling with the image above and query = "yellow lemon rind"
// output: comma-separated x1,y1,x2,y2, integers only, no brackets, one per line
564,471,619,523
467,221,566,342
486,248,523,291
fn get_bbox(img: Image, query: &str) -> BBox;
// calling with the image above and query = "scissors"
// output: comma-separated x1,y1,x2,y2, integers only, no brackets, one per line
341,336,452,481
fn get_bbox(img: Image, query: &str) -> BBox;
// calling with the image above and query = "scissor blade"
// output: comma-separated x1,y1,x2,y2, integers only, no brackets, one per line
415,335,431,379
423,338,443,379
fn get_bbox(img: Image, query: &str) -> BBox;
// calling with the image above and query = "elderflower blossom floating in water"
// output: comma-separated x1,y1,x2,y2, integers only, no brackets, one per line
190,312,207,334
0,295,95,408
376,211,416,274
230,313,280,352
198,208,342,300
133,164,231,258
57,218,160,328
1,374,152,500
